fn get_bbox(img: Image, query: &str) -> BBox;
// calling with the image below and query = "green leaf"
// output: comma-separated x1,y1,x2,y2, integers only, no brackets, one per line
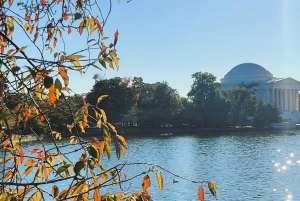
87,145,99,159
71,60,82,74
7,17,14,33
87,159,95,169
104,143,111,160
74,13,82,20
55,164,72,176
99,59,106,68
109,50,119,71
55,78,62,92
113,139,120,159
74,104,90,124
74,160,84,175
43,76,53,89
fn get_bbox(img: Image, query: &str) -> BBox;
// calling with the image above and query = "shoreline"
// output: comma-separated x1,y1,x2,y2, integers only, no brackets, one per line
14,126,300,142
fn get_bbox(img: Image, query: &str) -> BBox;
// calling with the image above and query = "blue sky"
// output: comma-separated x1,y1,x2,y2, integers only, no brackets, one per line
21,0,300,97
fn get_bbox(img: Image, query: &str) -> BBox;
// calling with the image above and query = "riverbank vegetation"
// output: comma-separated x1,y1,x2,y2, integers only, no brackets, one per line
0,0,218,200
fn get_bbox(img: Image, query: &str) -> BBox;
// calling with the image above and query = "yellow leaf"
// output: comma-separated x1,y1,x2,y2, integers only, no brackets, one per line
104,57,114,70
97,95,109,105
90,18,95,35
100,109,107,123
117,135,127,156
17,46,27,52
70,182,85,201
36,189,42,201
24,166,34,176
52,185,59,197
58,66,69,89
57,154,63,163
65,55,85,60
71,60,82,74
198,185,204,201
109,50,119,71
156,172,163,192
208,181,218,199
25,159,36,166
35,164,43,182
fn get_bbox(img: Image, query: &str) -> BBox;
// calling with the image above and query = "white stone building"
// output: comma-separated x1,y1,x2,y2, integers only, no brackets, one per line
220,63,300,122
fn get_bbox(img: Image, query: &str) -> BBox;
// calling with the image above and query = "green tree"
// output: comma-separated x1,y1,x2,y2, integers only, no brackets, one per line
187,72,224,127
222,88,258,126
86,77,135,123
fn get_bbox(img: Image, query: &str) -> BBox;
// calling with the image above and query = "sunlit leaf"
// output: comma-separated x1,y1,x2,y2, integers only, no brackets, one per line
25,159,36,166
17,46,27,52
65,55,85,60
198,185,204,201
35,164,43,182
109,50,119,70
36,189,42,201
142,175,151,193
7,17,14,34
58,66,69,89
48,84,56,105
52,185,59,197
97,95,109,105
156,172,164,192
5,155,14,162
93,184,101,201
100,109,107,123
55,164,72,176
4,171,13,179
68,26,71,34
208,181,218,199
71,60,82,74
20,149,24,163
78,20,85,35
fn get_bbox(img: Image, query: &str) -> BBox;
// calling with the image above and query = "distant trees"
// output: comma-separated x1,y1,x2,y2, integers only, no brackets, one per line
86,73,282,128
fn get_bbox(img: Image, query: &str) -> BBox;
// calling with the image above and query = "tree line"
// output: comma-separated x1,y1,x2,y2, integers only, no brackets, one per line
85,72,282,129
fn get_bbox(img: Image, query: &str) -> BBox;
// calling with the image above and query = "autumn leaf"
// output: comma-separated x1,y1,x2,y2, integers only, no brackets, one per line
25,159,36,166
93,184,101,200
113,29,119,48
48,84,56,105
52,185,59,197
19,149,24,163
208,181,218,199
78,20,85,35
58,66,69,89
30,148,42,154
156,172,164,192
42,0,46,7
6,49,15,55
198,185,204,201
97,95,109,105
65,55,85,60
71,60,82,74
53,38,58,48
142,175,151,193
68,27,71,34
109,50,119,71
55,164,72,176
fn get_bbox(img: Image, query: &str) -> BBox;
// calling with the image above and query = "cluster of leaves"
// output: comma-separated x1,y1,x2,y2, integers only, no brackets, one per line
0,0,219,200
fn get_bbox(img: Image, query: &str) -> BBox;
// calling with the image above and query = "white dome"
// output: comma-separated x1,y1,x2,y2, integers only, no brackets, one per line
221,63,273,84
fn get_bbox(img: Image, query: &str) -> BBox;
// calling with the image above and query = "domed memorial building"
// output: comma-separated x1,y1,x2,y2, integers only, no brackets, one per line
220,63,300,122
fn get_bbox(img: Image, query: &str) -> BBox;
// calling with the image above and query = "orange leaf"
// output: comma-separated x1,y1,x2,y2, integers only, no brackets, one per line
56,0,61,4
6,49,15,55
198,185,204,201
20,149,24,163
3,139,9,147
114,29,119,38
58,66,69,88
68,27,71,34
53,38,57,48
93,184,100,200
42,0,46,7
39,115,45,122
142,175,151,193
25,10,29,20
93,137,101,145
78,20,84,35
48,84,56,105
64,16,68,21
30,148,42,154
4,171,13,179
5,155,14,162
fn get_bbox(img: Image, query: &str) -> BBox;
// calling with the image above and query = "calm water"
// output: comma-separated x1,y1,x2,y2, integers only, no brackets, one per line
3,130,300,201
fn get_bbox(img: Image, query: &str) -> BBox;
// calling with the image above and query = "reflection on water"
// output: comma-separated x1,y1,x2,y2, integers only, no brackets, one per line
4,130,300,200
